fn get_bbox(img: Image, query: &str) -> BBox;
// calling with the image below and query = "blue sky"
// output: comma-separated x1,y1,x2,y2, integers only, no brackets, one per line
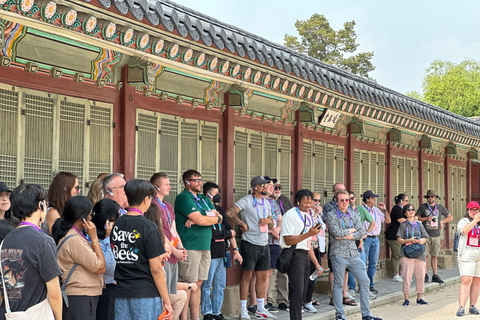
176,0,480,95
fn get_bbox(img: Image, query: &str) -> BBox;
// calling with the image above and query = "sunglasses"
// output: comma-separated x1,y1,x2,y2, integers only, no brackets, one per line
74,186,80,191
407,208,415,211
188,179,202,183
257,184,266,188
338,199,349,203
427,196,435,199
349,197,355,200
274,186,281,190
313,199,321,202
404,200,409,203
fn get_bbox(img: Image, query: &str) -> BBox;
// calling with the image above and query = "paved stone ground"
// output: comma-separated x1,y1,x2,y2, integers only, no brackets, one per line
233,266,460,320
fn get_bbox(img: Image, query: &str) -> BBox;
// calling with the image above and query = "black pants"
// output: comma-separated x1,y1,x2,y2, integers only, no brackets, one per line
63,295,99,320
304,247,322,303
287,250,309,320
96,284,116,320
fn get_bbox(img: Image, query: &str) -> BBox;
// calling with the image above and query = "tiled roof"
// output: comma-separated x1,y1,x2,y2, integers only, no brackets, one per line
91,0,480,138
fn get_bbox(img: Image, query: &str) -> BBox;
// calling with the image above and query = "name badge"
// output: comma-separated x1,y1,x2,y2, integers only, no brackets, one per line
206,210,216,217
430,220,438,228
260,224,268,233
307,238,312,249
170,236,179,247
470,237,479,246
319,229,325,237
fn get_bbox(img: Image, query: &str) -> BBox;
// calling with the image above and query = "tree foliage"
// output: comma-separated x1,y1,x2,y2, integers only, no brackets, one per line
284,13,375,78
419,59,480,117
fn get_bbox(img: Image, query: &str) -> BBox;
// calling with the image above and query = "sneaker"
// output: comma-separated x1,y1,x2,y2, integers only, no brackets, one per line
393,275,403,282
470,305,480,315
425,274,429,283
247,305,257,314
369,287,378,294
348,288,356,298
362,315,382,320
346,290,355,301
416,299,428,305
431,274,444,284
335,315,348,320
255,310,277,319
402,299,409,307
277,303,288,311
265,303,277,313
369,291,377,300
457,306,465,317
303,303,317,313
204,315,214,320
214,315,225,320
240,309,251,320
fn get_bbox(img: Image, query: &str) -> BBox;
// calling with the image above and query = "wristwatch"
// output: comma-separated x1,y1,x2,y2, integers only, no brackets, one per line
233,247,239,251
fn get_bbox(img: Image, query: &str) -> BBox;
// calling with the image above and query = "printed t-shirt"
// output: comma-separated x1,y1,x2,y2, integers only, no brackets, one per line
175,189,215,251
0,226,61,317
416,203,449,237
235,194,272,246
280,207,312,250
111,214,165,299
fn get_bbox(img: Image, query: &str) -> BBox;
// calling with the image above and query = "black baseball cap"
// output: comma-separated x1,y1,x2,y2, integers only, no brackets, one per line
0,182,11,194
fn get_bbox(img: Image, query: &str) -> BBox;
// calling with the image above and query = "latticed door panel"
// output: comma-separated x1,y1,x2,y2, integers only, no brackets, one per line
412,159,419,204
136,111,158,181
279,137,291,196
89,103,113,184
313,143,326,201
234,129,248,202
200,122,218,184
392,156,398,203
264,135,278,179
353,150,362,206
23,91,55,188
180,119,199,174
377,153,386,204
0,85,19,187
249,132,263,181
335,147,344,187
302,139,313,190
353,149,385,207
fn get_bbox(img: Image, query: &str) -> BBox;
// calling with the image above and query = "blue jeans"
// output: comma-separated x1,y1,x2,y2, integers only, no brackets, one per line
201,257,226,315
347,247,365,290
331,255,371,318
363,236,380,288
115,297,161,320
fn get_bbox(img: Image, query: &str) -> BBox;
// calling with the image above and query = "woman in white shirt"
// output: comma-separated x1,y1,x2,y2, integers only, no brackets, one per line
279,189,322,320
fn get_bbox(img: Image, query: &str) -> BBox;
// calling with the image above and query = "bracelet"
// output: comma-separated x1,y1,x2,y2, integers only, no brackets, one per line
92,241,100,246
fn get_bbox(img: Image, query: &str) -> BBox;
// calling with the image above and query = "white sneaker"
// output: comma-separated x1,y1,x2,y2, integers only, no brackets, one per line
240,309,251,319
348,288,356,298
303,303,317,313
369,291,377,300
393,275,403,283
255,310,277,319
346,290,355,301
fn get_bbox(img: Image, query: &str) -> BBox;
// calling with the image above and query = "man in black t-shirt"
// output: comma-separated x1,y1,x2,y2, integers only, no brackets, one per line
415,190,453,284
111,179,173,320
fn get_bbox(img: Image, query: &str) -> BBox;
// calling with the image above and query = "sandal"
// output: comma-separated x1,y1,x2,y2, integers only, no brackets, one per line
311,300,320,306
343,297,357,306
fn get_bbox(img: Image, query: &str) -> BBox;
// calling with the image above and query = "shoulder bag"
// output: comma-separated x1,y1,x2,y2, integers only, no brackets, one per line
56,234,78,308
402,222,425,259
276,213,306,273
0,240,55,320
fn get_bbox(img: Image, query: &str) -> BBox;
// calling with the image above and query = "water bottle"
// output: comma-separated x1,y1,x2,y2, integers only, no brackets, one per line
309,266,322,281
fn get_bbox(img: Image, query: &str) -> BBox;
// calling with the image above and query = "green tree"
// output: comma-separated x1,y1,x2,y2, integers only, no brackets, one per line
420,59,480,117
284,13,375,78
404,91,424,101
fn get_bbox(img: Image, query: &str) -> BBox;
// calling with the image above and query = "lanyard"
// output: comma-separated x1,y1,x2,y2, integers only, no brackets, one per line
471,224,480,238
155,196,172,228
253,194,266,218
336,209,352,229
191,192,210,210
279,198,285,214
364,205,377,224
18,222,42,232
427,204,437,217
72,225,91,243
212,223,222,231
128,208,144,216
406,221,419,238
119,207,126,215
295,207,311,234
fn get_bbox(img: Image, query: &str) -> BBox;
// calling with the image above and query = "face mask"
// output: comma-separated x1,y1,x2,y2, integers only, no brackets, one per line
212,194,221,203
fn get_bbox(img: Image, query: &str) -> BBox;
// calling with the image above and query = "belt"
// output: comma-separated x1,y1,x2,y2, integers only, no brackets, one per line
367,235,378,238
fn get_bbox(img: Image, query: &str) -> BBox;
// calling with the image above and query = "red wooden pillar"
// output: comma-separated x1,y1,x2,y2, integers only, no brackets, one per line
467,158,472,203
222,94,235,210
119,65,136,181
345,124,354,191
417,141,424,208
385,134,393,211
444,150,451,249
292,110,303,192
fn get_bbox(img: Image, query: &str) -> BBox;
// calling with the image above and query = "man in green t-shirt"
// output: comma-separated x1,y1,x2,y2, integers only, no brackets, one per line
175,169,223,320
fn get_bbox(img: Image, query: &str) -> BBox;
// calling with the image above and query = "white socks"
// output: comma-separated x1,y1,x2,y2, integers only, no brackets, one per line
240,300,247,311
257,298,265,312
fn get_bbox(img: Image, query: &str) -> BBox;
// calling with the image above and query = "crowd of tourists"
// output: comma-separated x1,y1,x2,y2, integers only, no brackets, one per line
0,170,476,320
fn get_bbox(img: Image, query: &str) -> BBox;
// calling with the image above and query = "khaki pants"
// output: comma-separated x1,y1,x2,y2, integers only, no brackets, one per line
267,269,278,304
387,239,402,275
276,271,289,305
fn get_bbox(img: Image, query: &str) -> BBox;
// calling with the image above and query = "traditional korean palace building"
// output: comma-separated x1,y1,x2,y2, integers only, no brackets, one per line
1,0,480,300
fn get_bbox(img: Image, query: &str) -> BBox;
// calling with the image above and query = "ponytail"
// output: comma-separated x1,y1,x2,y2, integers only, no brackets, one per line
52,216,73,244
51,196,92,244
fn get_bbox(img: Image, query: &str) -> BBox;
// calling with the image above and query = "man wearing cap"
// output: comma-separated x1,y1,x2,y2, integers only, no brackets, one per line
0,182,12,221
361,190,390,295
226,176,275,319
416,190,453,284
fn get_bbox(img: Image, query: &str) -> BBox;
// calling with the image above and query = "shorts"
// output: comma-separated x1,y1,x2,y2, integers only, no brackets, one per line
459,246,480,277
269,245,280,269
115,297,161,320
164,262,178,294
240,241,271,271
425,236,441,257
178,250,211,283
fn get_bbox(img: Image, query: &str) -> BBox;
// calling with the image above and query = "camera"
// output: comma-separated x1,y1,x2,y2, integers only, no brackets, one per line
432,218,437,222
315,222,322,228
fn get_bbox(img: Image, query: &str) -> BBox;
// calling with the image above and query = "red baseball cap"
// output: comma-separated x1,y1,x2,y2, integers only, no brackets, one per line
467,201,480,209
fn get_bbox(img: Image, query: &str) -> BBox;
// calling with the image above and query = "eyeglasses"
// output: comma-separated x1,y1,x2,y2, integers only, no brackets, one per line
427,196,435,199
188,179,202,183
257,184,266,188
349,197,355,200
407,208,415,211
404,200,409,203
313,199,321,202
338,199,349,203
274,186,282,190
470,208,480,212
74,186,80,191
